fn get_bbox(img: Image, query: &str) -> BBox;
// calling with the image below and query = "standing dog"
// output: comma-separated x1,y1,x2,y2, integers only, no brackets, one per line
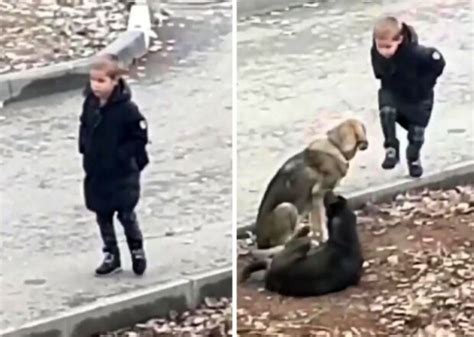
244,119,367,250
240,192,364,297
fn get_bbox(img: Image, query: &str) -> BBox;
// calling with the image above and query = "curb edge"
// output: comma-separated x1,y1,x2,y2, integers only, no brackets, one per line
346,160,474,209
237,160,474,234
0,27,147,105
0,267,232,337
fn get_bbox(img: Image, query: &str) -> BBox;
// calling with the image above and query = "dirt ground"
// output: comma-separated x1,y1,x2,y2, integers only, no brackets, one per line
237,185,474,337
99,297,232,337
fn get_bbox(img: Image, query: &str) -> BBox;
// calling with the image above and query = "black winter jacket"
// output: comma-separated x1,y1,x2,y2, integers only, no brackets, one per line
79,79,149,213
371,23,446,103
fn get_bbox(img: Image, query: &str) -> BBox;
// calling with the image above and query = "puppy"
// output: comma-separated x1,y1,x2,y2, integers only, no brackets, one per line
240,192,364,297
243,119,367,250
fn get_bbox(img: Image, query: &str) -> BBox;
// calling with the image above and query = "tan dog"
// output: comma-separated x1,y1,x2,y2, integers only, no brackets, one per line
306,119,368,241
248,119,367,252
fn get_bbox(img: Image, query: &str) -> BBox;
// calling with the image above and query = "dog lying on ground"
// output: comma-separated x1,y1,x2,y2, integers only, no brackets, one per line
237,119,368,251
240,191,364,297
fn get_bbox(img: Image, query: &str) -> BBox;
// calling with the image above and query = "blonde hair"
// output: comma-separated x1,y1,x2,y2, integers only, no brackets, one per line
373,16,402,40
90,54,127,79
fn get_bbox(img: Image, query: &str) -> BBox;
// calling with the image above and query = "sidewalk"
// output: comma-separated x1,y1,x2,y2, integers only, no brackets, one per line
237,0,310,18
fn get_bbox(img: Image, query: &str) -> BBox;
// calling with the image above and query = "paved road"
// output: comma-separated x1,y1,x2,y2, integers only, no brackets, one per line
0,1,232,329
237,0,474,227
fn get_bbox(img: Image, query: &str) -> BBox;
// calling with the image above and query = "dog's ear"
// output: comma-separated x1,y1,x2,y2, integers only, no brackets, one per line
327,213,341,233
336,195,348,206
350,119,368,151
327,121,358,159
326,194,348,210
326,124,342,150
323,190,339,208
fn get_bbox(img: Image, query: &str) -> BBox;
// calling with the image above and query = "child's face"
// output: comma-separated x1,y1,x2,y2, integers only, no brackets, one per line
375,34,403,59
90,69,118,101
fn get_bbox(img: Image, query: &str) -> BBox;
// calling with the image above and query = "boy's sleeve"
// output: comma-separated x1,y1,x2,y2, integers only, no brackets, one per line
78,103,87,154
370,47,383,79
416,46,446,79
117,103,149,161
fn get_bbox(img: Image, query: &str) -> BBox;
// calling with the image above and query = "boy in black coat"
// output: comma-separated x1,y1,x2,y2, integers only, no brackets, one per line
79,54,150,276
371,16,445,177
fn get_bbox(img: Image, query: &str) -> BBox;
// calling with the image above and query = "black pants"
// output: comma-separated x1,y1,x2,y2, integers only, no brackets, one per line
96,209,143,254
378,89,433,161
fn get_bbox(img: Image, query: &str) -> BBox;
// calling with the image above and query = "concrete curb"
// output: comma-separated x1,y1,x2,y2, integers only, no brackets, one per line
0,267,231,337
0,29,146,106
237,0,315,19
346,160,474,210
237,160,474,235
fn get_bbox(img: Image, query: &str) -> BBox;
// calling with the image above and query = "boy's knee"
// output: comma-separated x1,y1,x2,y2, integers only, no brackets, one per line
408,125,425,143
96,212,113,226
406,125,425,161
379,106,397,119
117,210,137,224
380,106,396,113
378,89,397,107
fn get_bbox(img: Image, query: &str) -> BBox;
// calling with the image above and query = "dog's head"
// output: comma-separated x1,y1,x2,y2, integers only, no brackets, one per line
323,191,359,245
327,119,368,160
323,191,348,217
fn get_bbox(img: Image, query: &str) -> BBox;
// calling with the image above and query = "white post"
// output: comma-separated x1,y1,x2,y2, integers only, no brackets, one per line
127,0,157,50
147,0,162,18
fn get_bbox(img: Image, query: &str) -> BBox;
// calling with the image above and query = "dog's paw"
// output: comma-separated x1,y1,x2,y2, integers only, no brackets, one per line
295,225,311,238
311,239,320,246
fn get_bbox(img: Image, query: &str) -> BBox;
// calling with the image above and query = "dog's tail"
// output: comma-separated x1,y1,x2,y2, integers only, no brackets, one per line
239,259,269,283
237,222,256,239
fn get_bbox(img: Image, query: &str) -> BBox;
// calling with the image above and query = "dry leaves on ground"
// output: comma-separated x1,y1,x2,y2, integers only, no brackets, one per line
101,297,232,337
237,185,474,336
0,0,164,74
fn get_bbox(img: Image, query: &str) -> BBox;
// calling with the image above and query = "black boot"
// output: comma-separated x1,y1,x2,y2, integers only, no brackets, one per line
117,210,146,275
406,141,423,177
95,250,121,276
96,212,121,275
380,106,399,169
407,157,423,178
406,126,425,178
382,146,399,169
131,248,147,276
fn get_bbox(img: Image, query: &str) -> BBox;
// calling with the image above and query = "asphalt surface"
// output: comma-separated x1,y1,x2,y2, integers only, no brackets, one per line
0,1,232,329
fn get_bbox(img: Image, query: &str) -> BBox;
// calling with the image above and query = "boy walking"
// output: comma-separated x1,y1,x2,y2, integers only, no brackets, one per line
371,16,445,177
79,54,150,276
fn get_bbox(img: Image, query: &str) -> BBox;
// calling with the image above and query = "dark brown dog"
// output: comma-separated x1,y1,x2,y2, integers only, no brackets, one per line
240,192,364,297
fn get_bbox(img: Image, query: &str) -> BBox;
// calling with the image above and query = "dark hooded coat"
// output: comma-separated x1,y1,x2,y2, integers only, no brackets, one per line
79,79,149,213
371,23,446,126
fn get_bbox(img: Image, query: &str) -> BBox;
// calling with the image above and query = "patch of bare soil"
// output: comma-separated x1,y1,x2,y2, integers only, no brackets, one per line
99,297,232,337
237,185,474,337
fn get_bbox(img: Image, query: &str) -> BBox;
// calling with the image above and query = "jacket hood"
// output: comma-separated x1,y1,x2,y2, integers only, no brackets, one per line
83,78,132,106
399,22,418,46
